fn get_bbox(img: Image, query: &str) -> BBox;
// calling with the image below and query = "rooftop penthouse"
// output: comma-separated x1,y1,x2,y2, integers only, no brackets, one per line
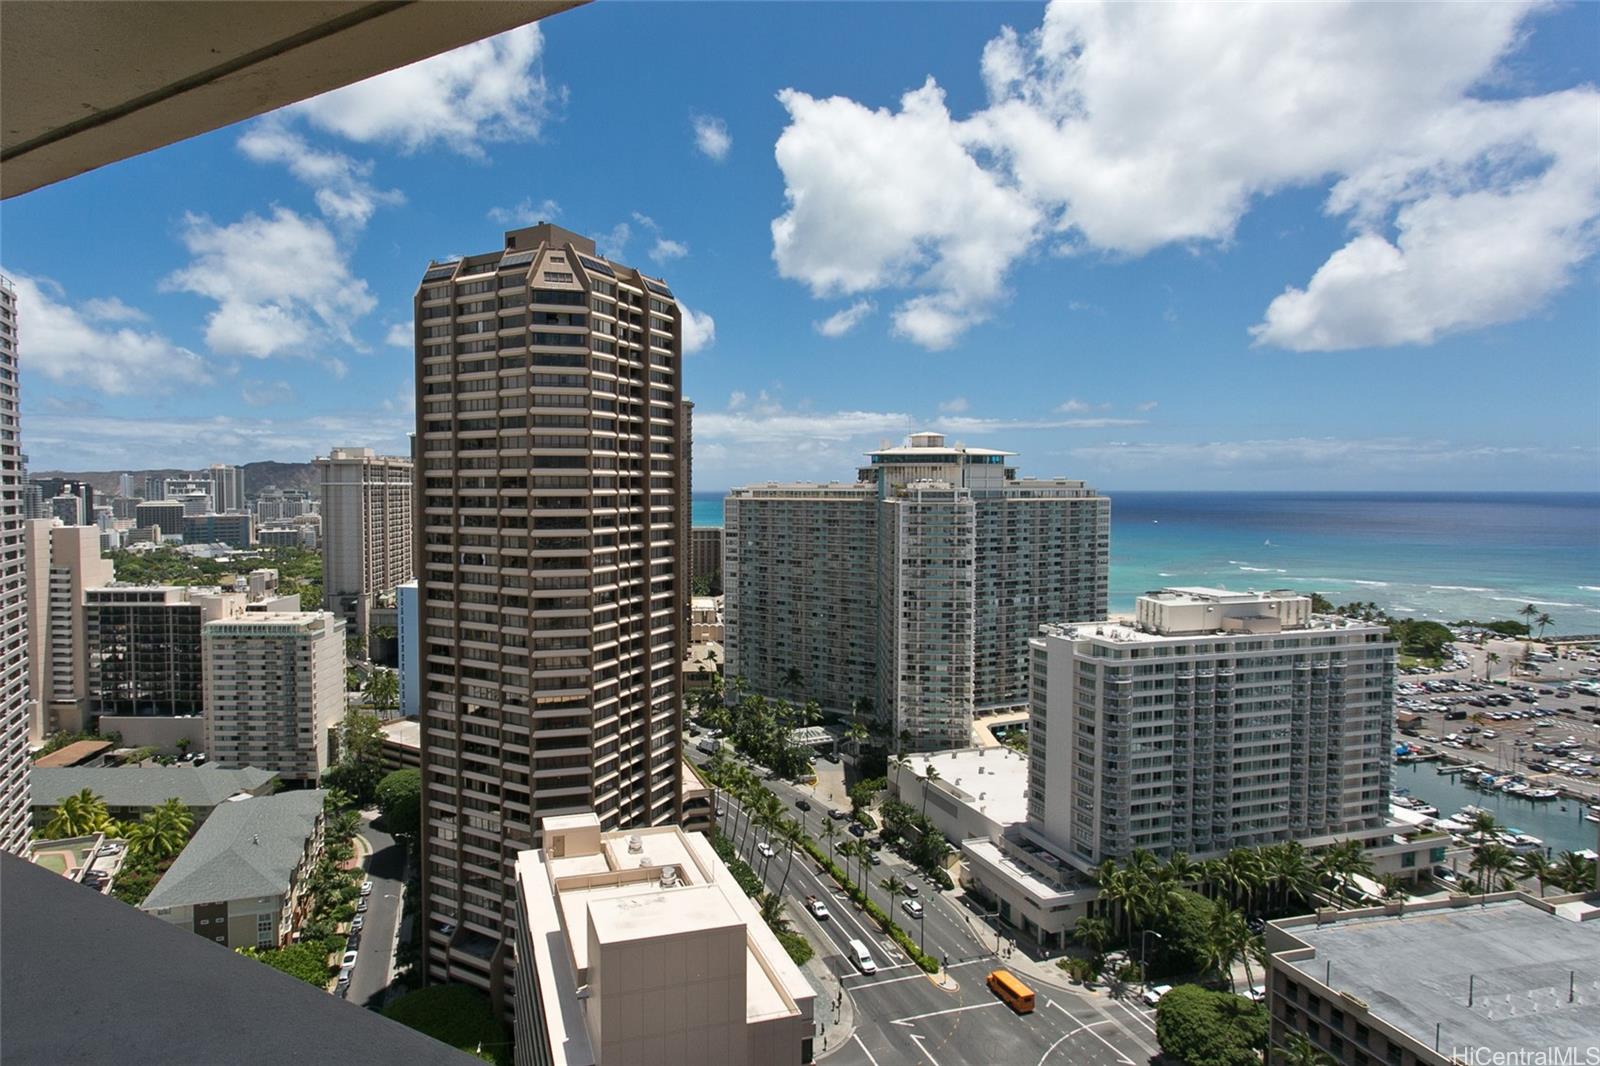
513,812,814,1066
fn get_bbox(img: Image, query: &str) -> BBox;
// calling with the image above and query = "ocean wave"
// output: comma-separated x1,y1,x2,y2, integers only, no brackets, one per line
1391,607,1417,613
1158,572,1174,577
1428,585,1493,593
1239,566,1287,574
1489,597,1584,608
1299,577,1390,587
1227,560,1250,566
1580,586,1600,593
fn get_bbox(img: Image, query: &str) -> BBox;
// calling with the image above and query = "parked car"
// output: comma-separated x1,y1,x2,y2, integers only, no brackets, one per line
1247,985,1267,1002
357,897,369,914
360,881,373,896
1142,984,1174,1007
341,950,358,969
352,915,365,932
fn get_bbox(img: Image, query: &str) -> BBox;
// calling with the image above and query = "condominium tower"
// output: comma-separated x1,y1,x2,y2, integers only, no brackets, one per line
86,586,246,721
726,432,1108,751
24,521,115,737
203,612,345,783
0,276,28,854
316,446,412,636
1028,587,1396,867
413,223,687,1006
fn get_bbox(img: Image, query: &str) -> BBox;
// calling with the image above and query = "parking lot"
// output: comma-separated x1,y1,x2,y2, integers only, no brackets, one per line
1397,643,1600,802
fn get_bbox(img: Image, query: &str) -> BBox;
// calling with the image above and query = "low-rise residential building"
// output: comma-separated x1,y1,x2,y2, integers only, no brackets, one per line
680,759,713,834
32,739,113,768
891,746,1030,847
513,812,815,1066
202,612,345,783
380,717,421,772
1264,892,1600,1066
29,764,279,829
140,790,326,950
690,596,723,643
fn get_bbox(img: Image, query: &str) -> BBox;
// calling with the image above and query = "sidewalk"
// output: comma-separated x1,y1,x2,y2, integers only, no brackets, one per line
803,953,856,1060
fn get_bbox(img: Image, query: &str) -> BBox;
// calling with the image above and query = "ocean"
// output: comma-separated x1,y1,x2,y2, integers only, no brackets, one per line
693,491,1600,633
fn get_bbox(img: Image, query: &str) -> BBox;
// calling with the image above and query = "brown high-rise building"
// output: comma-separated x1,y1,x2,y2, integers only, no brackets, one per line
413,224,687,1008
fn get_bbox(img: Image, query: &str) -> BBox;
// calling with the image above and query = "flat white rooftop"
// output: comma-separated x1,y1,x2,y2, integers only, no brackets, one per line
904,746,1030,829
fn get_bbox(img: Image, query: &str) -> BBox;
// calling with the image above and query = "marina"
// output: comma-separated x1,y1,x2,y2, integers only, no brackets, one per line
1394,761,1600,855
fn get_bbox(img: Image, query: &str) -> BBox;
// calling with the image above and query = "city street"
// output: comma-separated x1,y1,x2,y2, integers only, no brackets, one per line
692,749,1159,1065
346,817,406,1009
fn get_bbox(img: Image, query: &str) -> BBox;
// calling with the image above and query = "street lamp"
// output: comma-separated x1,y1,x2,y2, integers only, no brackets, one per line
1139,930,1163,986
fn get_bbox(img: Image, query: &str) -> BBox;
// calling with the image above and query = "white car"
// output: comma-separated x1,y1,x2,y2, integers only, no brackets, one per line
757,842,775,859
351,915,365,932
807,897,830,920
360,881,373,896
901,899,924,920
341,950,359,969
1247,985,1267,1002
1142,984,1173,1008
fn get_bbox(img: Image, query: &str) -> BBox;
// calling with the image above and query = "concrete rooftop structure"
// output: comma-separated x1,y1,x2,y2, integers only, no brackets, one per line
1268,895,1600,1062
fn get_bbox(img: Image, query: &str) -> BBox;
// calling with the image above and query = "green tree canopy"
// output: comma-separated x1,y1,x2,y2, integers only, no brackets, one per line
376,768,422,838
323,707,386,805
364,668,400,712
1155,985,1268,1066
383,985,509,1065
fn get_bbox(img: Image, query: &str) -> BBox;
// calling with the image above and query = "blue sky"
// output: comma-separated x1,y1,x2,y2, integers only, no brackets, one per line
4,1,1597,491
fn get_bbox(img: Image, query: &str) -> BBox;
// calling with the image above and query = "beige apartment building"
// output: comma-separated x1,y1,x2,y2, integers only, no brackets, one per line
726,432,1107,751
317,446,412,636
512,813,814,1066
1028,588,1396,866
202,612,345,783
23,521,114,738
412,224,687,1007
0,275,28,855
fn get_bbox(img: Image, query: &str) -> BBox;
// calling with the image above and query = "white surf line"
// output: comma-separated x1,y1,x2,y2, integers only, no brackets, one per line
909,1033,941,1066
1046,1000,1133,1066
1036,1018,1117,1066
890,1001,1007,1027
852,1033,882,1066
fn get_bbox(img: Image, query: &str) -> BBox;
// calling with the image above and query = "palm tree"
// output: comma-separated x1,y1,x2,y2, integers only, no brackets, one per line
1376,873,1406,902
1552,850,1597,893
820,818,839,866
1469,842,1516,895
920,764,940,822
775,818,803,895
126,799,193,862
1535,612,1554,639
1206,904,1251,991
1266,841,1315,915
1224,848,1267,915
1073,915,1112,956
780,666,805,700
757,892,791,935
1517,852,1555,898
1486,652,1501,680
1274,1031,1335,1066
363,668,399,713
42,788,112,839
880,874,907,917
1162,852,1197,889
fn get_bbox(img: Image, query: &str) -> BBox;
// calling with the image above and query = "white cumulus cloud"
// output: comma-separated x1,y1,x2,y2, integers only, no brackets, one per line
7,274,209,395
238,119,403,226
163,207,376,359
487,197,561,226
938,397,969,413
290,24,557,157
814,299,876,338
770,2,1600,352
679,304,716,354
692,114,732,162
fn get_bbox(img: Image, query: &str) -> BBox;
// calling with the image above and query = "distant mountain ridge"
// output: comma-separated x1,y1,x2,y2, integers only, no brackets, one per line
31,460,319,498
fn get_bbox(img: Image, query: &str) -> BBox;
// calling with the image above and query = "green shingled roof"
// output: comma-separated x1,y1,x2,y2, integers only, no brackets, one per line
141,791,324,911
30,765,279,812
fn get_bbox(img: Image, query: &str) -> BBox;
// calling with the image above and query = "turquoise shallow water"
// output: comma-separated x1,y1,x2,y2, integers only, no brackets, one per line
695,491,1600,634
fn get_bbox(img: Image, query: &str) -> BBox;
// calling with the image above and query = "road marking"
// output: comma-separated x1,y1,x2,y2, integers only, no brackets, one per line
843,962,915,980
1113,998,1157,1034
847,969,941,990
909,1034,941,1066
1037,1018,1117,1066
890,1001,1006,1027
851,1033,881,1066
1047,1000,1133,1065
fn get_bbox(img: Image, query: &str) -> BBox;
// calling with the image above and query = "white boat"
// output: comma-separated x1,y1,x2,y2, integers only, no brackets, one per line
1501,782,1529,796
1502,834,1544,854
1524,788,1559,801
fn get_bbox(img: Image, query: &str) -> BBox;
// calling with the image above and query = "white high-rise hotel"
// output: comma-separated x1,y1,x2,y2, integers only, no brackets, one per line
1029,587,1395,865
726,433,1108,751
0,275,27,855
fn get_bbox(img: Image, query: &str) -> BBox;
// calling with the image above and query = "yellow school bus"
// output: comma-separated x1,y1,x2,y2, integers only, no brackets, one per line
986,968,1035,1014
